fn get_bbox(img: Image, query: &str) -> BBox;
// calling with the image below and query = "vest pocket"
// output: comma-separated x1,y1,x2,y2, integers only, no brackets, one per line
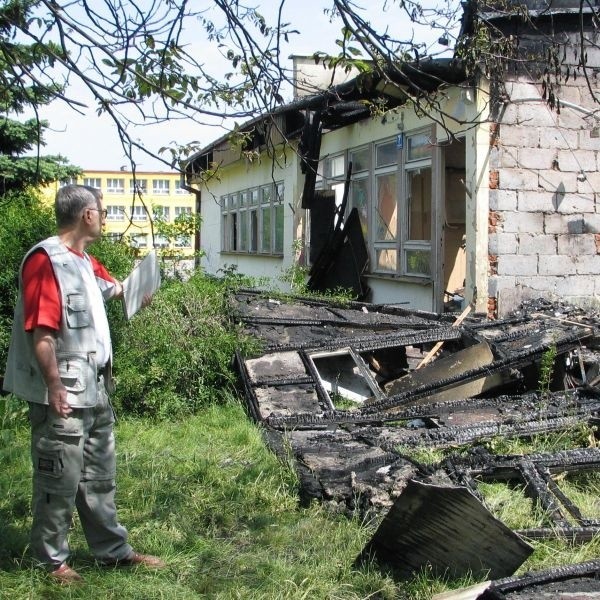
57,354,96,406
66,292,91,328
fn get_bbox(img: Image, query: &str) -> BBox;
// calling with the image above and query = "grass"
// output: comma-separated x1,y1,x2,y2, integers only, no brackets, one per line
2,399,600,599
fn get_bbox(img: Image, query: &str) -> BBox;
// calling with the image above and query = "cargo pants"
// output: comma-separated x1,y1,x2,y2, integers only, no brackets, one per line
28,375,133,569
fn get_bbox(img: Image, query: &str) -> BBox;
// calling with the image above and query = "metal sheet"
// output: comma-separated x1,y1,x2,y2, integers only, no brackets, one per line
358,479,533,580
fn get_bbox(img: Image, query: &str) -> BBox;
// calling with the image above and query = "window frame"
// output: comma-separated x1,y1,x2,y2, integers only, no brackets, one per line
220,181,284,256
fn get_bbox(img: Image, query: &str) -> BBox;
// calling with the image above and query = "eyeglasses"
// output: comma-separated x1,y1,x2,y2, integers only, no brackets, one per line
87,207,108,219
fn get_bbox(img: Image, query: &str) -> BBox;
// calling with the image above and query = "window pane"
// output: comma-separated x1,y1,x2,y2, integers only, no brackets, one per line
351,178,369,239
231,213,238,251
274,204,284,253
106,205,125,221
261,206,271,252
375,141,397,167
406,249,431,275
350,147,369,172
250,209,258,252
407,132,432,161
239,210,248,251
261,186,272,205
407,168,431,241
375,173,397,241
250,189,259,206
329,155,345,178
376,248,397,272
240,191,248,207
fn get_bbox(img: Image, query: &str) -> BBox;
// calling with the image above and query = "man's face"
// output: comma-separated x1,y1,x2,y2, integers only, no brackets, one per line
84,200,106,239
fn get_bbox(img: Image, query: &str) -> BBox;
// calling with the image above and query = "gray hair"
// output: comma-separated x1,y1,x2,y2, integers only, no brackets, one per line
55,185,102,228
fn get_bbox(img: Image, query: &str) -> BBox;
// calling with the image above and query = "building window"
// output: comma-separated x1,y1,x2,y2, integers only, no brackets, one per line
315,129,434,279
130,233,147,248
105,232,122,243
175,235,191,248
174,180,188,194
153,234,169,248
153,179,170,194
83,177,101,189
106,178,125,193
221,181,284,256
175,206,192,218
106,205,125,221
131,205,148,221
153,205,170,220
129,179,148,194
60,177,78,187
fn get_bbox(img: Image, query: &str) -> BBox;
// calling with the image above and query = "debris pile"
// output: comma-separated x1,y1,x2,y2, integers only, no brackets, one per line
232,291,600,585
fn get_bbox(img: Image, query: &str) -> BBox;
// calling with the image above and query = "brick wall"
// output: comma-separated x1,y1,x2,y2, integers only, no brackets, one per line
488,77,600,316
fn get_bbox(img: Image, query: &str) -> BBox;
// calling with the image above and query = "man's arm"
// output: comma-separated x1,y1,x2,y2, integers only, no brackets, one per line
33,327,71,417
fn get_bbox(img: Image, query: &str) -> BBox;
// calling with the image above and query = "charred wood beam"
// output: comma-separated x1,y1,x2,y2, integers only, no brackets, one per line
517,460,570,527
484,559,600,597
514,526,600,542
245,327,463,354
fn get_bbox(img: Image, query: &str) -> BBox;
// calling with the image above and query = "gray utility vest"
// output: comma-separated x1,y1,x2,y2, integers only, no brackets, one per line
3,236,106,407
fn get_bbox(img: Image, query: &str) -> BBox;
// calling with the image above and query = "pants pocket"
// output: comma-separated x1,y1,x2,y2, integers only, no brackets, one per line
33,437,64,479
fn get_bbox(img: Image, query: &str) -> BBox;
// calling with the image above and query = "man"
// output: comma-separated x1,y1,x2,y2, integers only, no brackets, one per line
3,185,165,584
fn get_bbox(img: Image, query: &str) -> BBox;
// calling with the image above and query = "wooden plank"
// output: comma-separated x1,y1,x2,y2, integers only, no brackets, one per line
416,304,472,369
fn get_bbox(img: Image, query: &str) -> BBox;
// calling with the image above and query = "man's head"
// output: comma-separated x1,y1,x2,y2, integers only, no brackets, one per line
55,185,104,229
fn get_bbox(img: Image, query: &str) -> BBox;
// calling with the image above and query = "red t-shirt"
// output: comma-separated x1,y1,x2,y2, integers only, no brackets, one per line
22,248,116,332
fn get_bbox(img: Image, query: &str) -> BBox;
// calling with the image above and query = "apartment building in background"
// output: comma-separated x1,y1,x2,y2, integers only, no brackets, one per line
43,170,198,256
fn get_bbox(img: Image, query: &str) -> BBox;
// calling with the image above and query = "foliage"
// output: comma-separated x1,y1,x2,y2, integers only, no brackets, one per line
112,271,256,418
0,190,55,369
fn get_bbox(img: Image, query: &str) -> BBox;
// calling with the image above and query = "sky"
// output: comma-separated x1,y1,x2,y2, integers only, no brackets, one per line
31,1,458,173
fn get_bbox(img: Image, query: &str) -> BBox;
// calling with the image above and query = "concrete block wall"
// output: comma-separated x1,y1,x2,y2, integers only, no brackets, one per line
488,77,600,316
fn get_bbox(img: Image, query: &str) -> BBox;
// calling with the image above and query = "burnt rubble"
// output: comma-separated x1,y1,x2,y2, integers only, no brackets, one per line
232,291,600,582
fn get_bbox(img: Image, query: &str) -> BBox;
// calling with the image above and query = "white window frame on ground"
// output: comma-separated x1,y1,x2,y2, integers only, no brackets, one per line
106,205,125,221
106,178,125,193
221,181,284,255
129,179,148,194
153,179,170,194
131,205,148,221
83,177,101,189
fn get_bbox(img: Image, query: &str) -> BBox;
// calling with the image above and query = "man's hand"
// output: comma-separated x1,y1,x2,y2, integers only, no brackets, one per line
48,382,72,417
33,327,71,417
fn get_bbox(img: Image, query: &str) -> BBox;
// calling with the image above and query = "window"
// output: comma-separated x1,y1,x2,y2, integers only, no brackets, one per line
106,205,125,221
175,206,192,218
153,234,169,248
318,129,434,279
106,178,125,193
221,181,284,255
83,177,101,189
129,179,148,194
153,179,170,194
175,235,191,248
131,205,148,221
174,180,188,194
153,205,170,220
130,234,147,248
105,232,122,243
60,177,78,187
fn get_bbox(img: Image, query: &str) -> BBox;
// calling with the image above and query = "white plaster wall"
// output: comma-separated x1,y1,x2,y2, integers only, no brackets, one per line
199,144,300,291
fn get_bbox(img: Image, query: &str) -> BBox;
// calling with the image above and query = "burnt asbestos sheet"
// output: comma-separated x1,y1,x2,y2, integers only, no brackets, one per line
232,292,600,578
